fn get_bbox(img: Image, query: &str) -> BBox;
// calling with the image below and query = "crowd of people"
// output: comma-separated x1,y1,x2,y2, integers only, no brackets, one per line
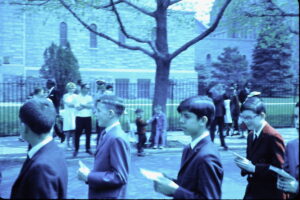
0,79,298,199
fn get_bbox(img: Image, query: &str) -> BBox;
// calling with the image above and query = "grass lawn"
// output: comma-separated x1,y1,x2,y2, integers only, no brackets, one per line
1,96,298,136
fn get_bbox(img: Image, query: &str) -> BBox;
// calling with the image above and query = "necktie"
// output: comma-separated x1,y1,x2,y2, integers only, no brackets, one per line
252,134,257,146
20,155,30,174
184,146,193,161
98,130,106,144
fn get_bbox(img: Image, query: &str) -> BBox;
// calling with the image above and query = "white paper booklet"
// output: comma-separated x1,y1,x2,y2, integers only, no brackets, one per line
140,168,163,181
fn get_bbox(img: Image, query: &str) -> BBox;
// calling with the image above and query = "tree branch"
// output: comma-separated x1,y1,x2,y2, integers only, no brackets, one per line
90,0,122,10
169,0,232,60
244,12,299,17
9,0,51,6
169,0,183,6
122,0,154,17
58,0,154,58
110,0,161,55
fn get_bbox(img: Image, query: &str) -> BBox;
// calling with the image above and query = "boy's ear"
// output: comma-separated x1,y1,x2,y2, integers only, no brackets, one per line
200,116,208,126
108,109,115,118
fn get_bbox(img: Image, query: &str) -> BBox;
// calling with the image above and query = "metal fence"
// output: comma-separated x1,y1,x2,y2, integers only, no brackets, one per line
0,81,299,136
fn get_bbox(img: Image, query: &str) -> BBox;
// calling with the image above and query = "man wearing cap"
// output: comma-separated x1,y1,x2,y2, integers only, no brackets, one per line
94,80,107,146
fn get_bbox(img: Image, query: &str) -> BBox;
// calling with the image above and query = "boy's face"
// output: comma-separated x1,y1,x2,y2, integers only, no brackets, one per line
95,103,111,127
154,107,162,114
179,111,203,136
136,111,143,118
239,110,263,131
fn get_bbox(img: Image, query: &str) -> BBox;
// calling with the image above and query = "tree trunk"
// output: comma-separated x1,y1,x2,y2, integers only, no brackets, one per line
152,58,171,112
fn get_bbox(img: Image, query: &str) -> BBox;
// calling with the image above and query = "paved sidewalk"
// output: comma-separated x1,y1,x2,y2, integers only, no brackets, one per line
0,128,297,162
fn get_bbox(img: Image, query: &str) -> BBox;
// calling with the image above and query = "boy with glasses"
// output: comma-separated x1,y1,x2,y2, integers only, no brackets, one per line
234,97,286,199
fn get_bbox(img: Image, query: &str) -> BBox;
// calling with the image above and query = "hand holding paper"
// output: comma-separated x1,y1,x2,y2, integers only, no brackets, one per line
77,160,91,182
232,152,255,173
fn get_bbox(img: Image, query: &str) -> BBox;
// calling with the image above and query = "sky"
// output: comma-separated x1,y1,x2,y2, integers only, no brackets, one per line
170,0,216,25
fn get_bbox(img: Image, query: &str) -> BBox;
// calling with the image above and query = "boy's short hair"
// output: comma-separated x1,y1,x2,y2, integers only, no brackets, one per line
19,98,56,135
97,95,125,116
177,96,215,128
96,80,106,86
241,97,266,114
33,87,44,95
135,108,143,114
106,84,113,90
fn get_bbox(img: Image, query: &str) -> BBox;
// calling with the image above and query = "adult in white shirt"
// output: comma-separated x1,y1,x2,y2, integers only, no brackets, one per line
73,84,94,157
61,82,78,150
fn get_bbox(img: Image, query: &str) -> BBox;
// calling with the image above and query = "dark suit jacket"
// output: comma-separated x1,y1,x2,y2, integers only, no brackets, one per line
88,124,131,199
242,123,286,199
47,87,61,113
10,141,68,199
173,136,223,199
284,138,299,199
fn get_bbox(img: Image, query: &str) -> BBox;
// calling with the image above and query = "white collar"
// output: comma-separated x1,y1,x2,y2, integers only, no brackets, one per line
28,135,53,159
105,121,120,133
190,131,210,150
254,121,266,139
48,87,54,94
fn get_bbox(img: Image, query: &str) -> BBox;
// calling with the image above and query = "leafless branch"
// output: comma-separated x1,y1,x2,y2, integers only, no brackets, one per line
57,0,154,58
122,0,154,17
9,0,51,6
288,27,299,35
110,0,160,55
169,0,183,6
91,0,122,9
169,0,232,60
244,12,299,17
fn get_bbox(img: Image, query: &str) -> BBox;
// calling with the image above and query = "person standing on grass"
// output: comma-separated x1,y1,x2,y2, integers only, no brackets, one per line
153,96,223,199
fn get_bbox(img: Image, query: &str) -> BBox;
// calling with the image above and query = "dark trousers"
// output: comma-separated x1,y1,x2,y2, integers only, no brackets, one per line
74,117,91,152
210,116,226,146
137,134,147,153
232,115,239,132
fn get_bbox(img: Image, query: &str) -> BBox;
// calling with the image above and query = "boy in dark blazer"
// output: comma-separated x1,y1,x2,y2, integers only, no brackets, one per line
77,95,130,199
277,102,299,198
153,96,224,199
234,97,286,199
10,98,68,199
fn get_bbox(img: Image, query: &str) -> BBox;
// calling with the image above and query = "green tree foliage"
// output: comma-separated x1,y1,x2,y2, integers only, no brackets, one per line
211,47,249,85
251,16,294,97
40,42,81,93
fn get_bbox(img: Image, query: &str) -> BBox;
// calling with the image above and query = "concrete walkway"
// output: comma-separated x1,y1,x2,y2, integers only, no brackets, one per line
0,128,297,162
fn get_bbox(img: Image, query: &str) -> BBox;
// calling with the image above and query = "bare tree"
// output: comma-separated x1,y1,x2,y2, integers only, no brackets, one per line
9,0,232,112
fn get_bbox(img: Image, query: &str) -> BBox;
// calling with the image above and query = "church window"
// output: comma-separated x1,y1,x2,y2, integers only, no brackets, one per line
60,22,68,46
90,24,97,48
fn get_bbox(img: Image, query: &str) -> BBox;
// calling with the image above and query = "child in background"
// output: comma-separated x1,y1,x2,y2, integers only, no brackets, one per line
148,105,168,149
135,108,148,156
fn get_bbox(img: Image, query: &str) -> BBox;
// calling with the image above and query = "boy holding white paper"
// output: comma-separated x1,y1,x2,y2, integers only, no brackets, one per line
77,95,130,199
153,96,223,199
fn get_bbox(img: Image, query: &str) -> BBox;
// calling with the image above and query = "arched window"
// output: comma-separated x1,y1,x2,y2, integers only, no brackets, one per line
90,24,97,48
60,22,68,46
